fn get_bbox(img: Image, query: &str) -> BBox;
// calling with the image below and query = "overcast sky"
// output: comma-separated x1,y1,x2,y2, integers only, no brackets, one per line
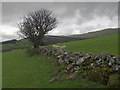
1,2,118,42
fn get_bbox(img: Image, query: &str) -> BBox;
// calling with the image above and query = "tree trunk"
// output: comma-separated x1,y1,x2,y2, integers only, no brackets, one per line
33,44,39,48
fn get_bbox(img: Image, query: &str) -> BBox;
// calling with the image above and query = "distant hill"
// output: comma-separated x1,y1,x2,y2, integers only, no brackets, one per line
43,35,84,45
1,39,18,45
68,28,118,38
1,28,119,52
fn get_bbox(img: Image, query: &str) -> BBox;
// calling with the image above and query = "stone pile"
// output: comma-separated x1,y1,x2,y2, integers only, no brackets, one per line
39,47,120,74
27,47,120,85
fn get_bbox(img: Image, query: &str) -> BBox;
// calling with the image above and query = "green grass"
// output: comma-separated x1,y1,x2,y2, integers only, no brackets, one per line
57,34,119,56
3,49,105,88
3,34,118,88
0,52,2,89
1,39,32,51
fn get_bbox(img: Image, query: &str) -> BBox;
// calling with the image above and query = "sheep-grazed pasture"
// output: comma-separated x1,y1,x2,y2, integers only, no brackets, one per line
57,34,119,56
2,34,119,88
2,50,105,88
1,28,118,52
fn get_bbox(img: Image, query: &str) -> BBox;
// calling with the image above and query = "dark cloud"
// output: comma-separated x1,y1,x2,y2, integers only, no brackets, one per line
1,2,118,41
0,2,2,25
2,2,118,25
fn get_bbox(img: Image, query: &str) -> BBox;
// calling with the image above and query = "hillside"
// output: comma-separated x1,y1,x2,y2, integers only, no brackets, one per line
3,33,119,88
2,50,105,88
57,34,119,56
69,28,118,38
1,28,119,52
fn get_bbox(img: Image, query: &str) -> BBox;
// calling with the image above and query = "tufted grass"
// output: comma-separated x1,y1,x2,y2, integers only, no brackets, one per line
3,34,118,88
3,49,105,88
57,34,119,56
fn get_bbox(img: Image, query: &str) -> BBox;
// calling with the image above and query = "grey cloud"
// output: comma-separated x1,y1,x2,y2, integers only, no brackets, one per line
80,24,106,34
2,2,118,25
0,2,2,25
2,34,21,42
1,2,118,41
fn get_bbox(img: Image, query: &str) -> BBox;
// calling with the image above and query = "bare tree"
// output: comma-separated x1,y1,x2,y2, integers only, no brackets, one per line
18,9,58,48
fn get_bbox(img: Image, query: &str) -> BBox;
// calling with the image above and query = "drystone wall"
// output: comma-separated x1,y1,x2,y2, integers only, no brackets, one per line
29,47,120,86
39,47,120,72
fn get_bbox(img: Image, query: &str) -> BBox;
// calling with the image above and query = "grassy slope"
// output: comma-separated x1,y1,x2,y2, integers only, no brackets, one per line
3,50,105,88
0,52,1,89
58,34,119,56
1,28,118,52
3,34,118,88
2,39,32,51
69,28,118,38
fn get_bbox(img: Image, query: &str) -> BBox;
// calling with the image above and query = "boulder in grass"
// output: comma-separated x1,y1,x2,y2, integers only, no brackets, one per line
64,51,68,55
64,59,69,64
113,65,119,71
49,76,59,83
73,66,80,71
66,72,78,80
58,59,64,65
84,53,91,59
108,62,112,66
70,68,74,73
116,57,120,65
64,69,67,73
109,58,115,64
76,58,84,65
72,62,76,66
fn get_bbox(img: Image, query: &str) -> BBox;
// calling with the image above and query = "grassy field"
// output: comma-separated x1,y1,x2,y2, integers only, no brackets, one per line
1,39,32,51
3,34,119,88
58,34,119,56
3,49,105,88
0,52,2,89
1,28,118,52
